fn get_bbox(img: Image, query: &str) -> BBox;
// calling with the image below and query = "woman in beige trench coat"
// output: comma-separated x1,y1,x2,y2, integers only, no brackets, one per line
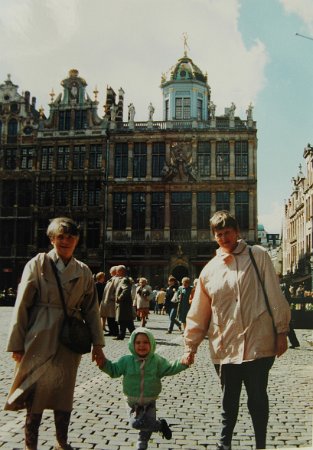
4,217,105,450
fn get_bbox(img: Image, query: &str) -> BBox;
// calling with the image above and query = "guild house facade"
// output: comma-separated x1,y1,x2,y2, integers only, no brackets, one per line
0,51,257,290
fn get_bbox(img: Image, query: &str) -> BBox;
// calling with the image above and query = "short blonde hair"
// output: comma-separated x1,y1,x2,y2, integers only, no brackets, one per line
47,217,80,239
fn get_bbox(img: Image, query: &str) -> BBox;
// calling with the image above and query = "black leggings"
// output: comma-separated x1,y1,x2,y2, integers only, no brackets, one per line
214,357,275,449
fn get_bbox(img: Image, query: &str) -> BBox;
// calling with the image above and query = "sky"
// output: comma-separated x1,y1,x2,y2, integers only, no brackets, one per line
1,0,313,234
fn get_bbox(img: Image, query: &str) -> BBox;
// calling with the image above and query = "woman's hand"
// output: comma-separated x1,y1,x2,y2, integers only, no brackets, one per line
182,352,195,365
92,345,106,367
12,351,24,362
276,333,288,357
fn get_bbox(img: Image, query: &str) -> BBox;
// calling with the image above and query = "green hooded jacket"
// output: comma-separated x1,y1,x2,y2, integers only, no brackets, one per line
100,327,188,404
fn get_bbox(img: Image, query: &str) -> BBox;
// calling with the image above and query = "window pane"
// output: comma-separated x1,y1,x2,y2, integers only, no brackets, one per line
235,191,249,229
197,192,211,228
152,142,165,177
113,192,127,229
133,142,147,178
151,192,165,229
198,142,211,177
216,191,230,211
132,192,146,230
114,143,128,177
235,141,248,176
216,142,230,177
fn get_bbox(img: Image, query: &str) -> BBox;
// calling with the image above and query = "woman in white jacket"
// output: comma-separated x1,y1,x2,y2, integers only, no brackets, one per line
184,211,290,450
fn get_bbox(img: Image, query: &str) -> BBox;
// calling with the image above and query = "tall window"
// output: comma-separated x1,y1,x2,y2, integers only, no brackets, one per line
216,191,230,211
197,192,211,229
0,120,2,137
41,147,53,170
7,118,18,143
2,181,15,206
175,97,190,119
55,181,68,206
235,191,249,229
133,142,147,178
113,192,127,230
235,141,248,176
39,181,52,207
151,192,165,229
165,100,169,121
0,221,14,248
57,146,70,170
4,149,16,169
216,141,230,177
16,219,31,247
87,180,100,206
73,146,85,169
21,148,33,170
171,192,192,230
74,110,87,129
87,219,100,248
58,110,71,130
37,219,49,248
18,180,32,207
72,180,84,206
197,142,211,177
152,142,165,177
132,192,146,230
114,143,128,178
197,99,203,120
89,144,102,169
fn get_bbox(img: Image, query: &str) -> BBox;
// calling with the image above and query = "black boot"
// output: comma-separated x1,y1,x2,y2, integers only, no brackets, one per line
54,410,73,450
24,411,42,450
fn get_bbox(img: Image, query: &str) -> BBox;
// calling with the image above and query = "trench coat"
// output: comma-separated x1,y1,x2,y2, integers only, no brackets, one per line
115,276,134,322
100,276,119,318
4,250,104,413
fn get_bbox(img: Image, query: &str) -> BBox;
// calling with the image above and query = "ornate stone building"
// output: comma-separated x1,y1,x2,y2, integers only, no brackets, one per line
0,51,258,290
283,145,313,288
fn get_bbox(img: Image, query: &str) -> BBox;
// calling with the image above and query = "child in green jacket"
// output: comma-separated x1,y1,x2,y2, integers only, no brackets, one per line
98,327,189,450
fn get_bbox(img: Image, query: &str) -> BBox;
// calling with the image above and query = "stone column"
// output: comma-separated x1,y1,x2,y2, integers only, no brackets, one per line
127,142,133,181
126,192,132,239
106,191,113,240
211,192,216,215
108,142,115,181
211,140,216,178
229,140,235,178
145,191,151,239
230,190,235,216
248,138,255,178
191,191,197,239
146,141,152,180
164,191,170,240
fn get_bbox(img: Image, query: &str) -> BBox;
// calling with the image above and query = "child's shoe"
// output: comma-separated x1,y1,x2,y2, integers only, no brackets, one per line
136,440,148,450
160,419,172,440
216,444,231,450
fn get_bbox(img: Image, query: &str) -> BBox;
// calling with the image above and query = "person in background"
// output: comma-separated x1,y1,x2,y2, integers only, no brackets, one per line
97,327,189,450
95,272,106,304
114,265,135,340
100,266,119,337
4,217,105,450
165,275,181,334
177,277,192,331
135,278,152,327
184,210,291,450
188,278,198,305
155,287,166,314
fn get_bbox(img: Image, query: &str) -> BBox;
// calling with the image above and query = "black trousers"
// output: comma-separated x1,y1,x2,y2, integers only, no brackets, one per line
214,356,275,449
119,320,135,339
107,317,119,336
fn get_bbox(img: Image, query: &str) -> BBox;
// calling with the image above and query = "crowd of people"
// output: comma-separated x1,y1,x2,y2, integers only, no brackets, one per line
4,212,293,450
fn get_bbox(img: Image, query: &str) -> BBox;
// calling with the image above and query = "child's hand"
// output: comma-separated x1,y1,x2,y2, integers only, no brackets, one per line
92,345,106,368
181,352,195,366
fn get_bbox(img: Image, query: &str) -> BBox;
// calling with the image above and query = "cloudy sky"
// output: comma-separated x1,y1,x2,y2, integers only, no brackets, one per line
1,0,313,233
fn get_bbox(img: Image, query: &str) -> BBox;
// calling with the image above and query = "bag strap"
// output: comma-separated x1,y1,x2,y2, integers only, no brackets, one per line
49,258,69,320
248,246,273,320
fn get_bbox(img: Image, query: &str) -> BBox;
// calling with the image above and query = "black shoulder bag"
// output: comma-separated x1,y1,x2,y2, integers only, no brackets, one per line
248,246,277,334
50,259,92,354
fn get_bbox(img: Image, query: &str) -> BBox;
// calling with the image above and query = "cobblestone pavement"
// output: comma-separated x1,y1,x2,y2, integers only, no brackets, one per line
0,306,312,450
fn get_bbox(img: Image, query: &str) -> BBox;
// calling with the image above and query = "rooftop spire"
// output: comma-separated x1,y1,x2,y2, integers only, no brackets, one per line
182,32,190,56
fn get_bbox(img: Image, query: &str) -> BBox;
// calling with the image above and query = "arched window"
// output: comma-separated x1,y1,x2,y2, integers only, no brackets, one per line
7,118,18,143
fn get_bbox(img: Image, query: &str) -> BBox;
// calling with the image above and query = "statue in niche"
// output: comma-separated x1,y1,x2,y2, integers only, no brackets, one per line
110,104,117,122
161,141,199,182
128,103,136,121
246,103,253,121
209,101,216,119
148,102,155,120
228,102,236,119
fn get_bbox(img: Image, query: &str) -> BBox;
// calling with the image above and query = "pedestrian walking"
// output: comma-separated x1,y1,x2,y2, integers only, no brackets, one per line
177,277,192,331
95,272,106,304
114,265,136,340
155,287,166,314
4,217,105,450
97,327,189,450
135,278,152,327
165,275,181,334
100,266,119,337
184,210,291,450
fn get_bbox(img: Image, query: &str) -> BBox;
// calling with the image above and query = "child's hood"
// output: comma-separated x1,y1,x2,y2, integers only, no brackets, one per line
128,327,156,358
